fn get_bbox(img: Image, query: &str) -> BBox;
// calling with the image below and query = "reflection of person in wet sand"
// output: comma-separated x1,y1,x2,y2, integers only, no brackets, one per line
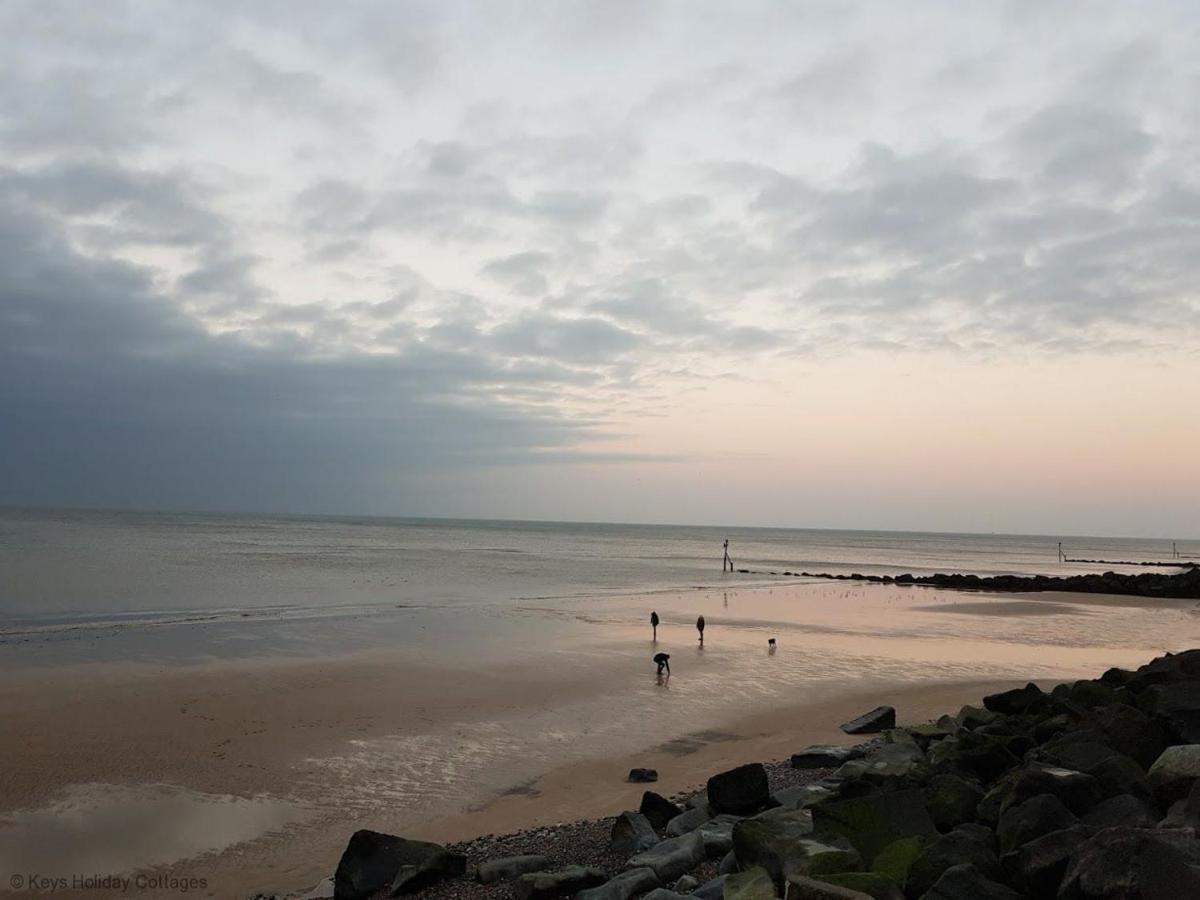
696,615,705,644
654,652,671,676
650,610,659,641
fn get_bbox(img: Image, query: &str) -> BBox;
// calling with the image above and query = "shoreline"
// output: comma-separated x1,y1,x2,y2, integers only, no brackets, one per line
3,579,1199,898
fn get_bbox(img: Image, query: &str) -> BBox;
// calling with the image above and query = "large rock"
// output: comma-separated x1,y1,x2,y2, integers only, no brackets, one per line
1081,794,1158,829
784,874,874,899
868,835,924,886
693,875,729,900
841,707,896,735
773,784,835,810
855,743,927,783
666,805,711,837
708,763,770,815
922,863,1022,900
906,825,999,898
733,808,858,889
731,807,816,883
923,773,984,830
1058,826,1200,899
576,867,659,900
643,891,690,900
1139,680,1200,743
476,855,550,884
333,830,466,899
950,735,1021,784
1000,824,1093,899
698,815,743,859
1091,703,1171,769
721,866,775,900
1033,742,1151,802
792,745,869,769
810,789,937,866
611,811,660,855
1147,744,1200,805
513,866,606,900
1000,765,1103,816
996,794,1077,854
812,872,903,899
983,683,1046,715
628,832,706,882
641,792,683,830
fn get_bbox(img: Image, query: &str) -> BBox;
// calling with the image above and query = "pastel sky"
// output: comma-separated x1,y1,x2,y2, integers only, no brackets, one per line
1,1,1197,536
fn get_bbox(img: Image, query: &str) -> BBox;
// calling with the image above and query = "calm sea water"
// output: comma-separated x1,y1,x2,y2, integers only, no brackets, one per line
1,507,1194,665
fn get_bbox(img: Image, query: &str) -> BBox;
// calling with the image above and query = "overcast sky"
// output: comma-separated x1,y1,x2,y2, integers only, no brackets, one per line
1,1,1197,536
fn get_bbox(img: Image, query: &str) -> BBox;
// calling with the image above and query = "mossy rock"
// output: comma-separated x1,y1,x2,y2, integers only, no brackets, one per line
721,866,775,900
815,871,903,899
869,836,925,886
811,789,937,866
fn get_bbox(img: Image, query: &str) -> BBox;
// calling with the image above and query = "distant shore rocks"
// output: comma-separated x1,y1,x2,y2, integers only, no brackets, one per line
789,565,1200,599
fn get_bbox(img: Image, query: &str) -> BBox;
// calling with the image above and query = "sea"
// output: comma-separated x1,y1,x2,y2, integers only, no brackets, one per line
1,506,1194,667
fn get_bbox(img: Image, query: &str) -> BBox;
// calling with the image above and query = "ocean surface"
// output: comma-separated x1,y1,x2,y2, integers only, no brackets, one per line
1,506,1194,667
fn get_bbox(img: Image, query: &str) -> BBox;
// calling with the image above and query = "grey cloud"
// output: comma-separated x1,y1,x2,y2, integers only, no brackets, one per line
480,251,553,296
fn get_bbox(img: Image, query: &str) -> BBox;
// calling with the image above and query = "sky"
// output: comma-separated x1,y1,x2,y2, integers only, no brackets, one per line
0,0,1197,537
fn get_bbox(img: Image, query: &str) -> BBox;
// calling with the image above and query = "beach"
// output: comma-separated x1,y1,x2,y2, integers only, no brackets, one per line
3,573,1198,898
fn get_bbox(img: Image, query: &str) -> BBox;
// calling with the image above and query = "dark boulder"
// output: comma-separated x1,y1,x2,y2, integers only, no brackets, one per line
840,706,896,735
629,768,659,783
951,734,1020,785
1000,765,1102,816
1139,680,1200,744
476,855,550,884
1081,794,1157,829
1000,824,1093,899
1090,703,1170,770
708,763,770,815
983,683,1046,715
640,791,683,830
1058,826,1200,899
611,811,659,855
996,794,1077,854
792,745,869,769
333,830,466,899
575,867,659,900
922,774,984,831
810,788,937,867
513,866,606,900
921,863,1021,900
628,832,706,882
906,825,999,898
1147,744,1200,806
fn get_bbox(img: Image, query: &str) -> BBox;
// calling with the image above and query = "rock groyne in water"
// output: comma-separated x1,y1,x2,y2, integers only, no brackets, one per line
770,564,1200,600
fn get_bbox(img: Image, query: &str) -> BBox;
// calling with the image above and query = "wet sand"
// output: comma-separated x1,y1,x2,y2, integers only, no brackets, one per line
2,580,1198,898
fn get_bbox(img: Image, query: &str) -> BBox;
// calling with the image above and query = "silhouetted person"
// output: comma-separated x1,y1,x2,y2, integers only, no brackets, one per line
650,610,659,640
723,539,732,572
654,652,671,676
696,615,705,643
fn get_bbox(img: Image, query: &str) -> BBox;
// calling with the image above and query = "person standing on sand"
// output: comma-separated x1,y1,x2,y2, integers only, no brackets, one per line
654,652,671,676
696,615,705,643
723,539,732,572
650,610,659,641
